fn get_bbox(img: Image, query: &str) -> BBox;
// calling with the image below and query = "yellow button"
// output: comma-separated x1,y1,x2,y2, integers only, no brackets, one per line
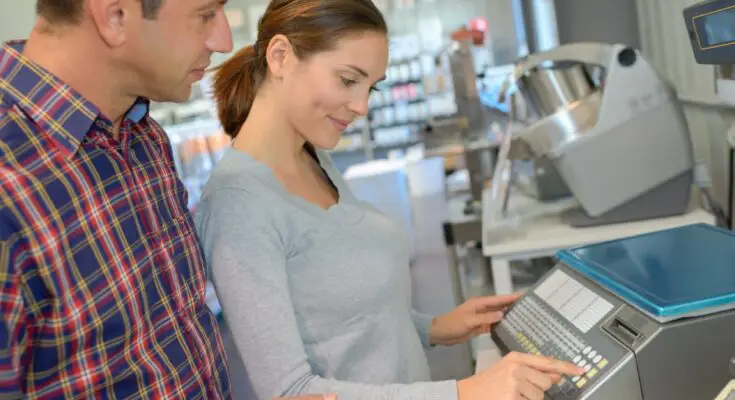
576,378,588,388
598,359,609,369
587,368,598,378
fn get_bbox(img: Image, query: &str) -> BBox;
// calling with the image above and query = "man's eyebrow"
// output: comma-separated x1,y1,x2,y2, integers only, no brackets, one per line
196,0,228,11
344,65,386,81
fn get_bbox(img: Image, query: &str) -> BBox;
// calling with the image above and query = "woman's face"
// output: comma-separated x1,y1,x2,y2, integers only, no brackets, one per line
279,31,389,149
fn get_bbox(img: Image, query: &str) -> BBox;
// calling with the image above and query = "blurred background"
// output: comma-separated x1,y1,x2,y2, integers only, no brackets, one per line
3,0,735,399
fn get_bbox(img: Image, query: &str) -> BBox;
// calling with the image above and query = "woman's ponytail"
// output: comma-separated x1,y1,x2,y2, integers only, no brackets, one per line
212,44,260,139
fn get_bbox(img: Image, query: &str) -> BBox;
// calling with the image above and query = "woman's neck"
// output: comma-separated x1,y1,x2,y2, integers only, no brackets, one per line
233,92,307,173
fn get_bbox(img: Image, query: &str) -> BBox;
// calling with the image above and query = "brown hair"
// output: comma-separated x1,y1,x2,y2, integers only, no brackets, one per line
212,0,387,138
37,0,165,25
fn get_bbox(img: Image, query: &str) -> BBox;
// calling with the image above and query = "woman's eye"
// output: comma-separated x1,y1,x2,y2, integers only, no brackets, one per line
341,77,357,87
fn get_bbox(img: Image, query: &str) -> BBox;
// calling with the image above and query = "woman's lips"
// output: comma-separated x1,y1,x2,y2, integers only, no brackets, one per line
329,117,350,130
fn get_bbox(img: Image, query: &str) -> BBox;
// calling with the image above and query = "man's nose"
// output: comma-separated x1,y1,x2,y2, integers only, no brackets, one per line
207,10,234,54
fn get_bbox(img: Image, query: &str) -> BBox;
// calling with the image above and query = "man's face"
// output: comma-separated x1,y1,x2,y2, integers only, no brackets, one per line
119,0,233,103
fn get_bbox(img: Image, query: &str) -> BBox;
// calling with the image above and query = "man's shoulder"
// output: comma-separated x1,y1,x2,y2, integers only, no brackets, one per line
0,99,42,162
0,101,56,208
0,105,31,237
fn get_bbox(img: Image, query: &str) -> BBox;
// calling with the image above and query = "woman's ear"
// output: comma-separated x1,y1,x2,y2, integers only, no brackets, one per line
266,34,294,80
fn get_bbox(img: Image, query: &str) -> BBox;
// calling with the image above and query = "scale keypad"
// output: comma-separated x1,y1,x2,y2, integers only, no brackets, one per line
500,296,611,398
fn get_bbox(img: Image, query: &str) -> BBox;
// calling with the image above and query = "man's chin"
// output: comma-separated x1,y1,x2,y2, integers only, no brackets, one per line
144,83,194,104
170,87,194,104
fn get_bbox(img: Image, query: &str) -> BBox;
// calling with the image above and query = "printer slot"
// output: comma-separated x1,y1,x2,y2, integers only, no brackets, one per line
605,317,642,347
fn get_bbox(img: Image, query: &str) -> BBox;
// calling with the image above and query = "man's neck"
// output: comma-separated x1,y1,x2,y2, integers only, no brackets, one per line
22,23,136,129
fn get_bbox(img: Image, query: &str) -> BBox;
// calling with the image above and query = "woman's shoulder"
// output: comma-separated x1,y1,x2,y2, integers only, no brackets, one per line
194,151,281,218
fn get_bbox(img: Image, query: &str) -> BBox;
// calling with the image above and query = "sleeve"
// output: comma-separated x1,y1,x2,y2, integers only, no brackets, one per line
0,213,28,398
195,189,458,400
410,311,436,348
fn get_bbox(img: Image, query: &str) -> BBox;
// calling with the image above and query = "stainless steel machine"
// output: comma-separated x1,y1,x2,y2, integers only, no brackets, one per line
491,223,735,399
423,28,506,206
684,0,735,232
493,42,696,228
684,1,735,398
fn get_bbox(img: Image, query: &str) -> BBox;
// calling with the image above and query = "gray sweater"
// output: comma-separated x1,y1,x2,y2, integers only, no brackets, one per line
194,148,459,400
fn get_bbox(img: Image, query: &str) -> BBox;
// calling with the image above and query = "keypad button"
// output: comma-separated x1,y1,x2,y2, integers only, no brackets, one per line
583,346,592,355
573,355,582,364
576,377,588,388
588,368,598,378
578,360,588,368
562,382,578,396
584,364,592,373
598,358,609,369
593,355,603,364
588,350,597,359
572,376,580,383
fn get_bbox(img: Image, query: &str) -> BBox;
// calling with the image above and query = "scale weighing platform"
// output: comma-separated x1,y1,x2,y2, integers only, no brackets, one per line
491,223,735,399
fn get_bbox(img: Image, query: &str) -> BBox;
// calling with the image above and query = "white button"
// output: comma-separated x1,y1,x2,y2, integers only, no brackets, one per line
582,346,591,355
578,360,587,368
584,364,592,372
572,376,580,383
588,350,598,359
573,355,582,364
593,355,603,364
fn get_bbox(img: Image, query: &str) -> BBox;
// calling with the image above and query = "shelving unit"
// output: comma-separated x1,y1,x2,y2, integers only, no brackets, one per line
329,33,462,171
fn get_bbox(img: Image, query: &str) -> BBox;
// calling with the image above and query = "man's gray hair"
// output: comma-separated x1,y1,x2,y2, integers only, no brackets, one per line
37,0,165,25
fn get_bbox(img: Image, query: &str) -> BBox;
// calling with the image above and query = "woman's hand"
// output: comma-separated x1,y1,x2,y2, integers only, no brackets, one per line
457,352,584,400
429,293,522,346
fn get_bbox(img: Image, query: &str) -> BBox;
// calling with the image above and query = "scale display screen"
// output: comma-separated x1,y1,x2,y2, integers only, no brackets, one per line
700,8,735,46
685,0,735,64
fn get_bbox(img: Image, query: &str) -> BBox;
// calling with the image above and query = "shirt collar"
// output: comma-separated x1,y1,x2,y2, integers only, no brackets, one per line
0,40,150,157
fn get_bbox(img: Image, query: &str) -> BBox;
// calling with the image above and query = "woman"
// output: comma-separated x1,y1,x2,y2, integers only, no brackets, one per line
194,0,583,399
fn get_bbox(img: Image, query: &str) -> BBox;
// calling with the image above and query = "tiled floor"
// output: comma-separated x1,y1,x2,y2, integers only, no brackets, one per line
220,192,475,399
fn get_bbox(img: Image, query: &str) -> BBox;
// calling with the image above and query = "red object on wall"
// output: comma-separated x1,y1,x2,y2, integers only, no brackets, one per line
451,17,488,46
469,17,489,33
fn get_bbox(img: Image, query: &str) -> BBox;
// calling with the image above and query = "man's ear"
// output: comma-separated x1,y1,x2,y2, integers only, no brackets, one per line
88,0,131,47
266,34,294,79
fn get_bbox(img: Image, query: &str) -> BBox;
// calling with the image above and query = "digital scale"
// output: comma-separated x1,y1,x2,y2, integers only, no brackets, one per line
683,2,735,397
684,0,735,65
491,223,735,399
685,1,735,232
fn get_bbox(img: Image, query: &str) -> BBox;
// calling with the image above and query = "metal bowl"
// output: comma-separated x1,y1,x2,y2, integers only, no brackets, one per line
516,62,598,120
511,89,602,158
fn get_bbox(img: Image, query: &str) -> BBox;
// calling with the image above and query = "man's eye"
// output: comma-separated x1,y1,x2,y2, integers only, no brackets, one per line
369,86,379,93
201,12,216,22
341,77,357,87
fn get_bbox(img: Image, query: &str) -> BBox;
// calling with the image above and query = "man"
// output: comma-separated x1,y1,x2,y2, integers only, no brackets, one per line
0,0,234,398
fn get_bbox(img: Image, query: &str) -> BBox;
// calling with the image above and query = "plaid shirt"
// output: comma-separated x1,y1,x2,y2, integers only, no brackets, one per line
0,41,231,399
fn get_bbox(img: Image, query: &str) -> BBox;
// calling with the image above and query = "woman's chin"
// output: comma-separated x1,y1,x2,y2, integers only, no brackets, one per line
310,135,342,151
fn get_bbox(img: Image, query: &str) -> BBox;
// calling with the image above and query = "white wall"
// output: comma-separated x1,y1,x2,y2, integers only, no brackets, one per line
636,0,735,204
0,1,36,42
554,0,641,49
